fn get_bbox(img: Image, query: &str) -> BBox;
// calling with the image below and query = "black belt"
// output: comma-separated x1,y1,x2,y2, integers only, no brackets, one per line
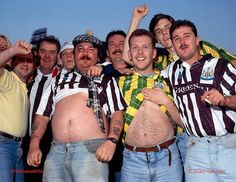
0,131,22,141
125,138,176,152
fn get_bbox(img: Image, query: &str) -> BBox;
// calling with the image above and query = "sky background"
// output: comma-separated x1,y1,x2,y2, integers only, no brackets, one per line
1,0,235,53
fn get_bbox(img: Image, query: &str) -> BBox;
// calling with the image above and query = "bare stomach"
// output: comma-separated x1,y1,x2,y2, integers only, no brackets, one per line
51,93,108,143
125,100,174,147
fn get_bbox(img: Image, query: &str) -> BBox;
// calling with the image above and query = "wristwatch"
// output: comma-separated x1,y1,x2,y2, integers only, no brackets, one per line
106,137,118,144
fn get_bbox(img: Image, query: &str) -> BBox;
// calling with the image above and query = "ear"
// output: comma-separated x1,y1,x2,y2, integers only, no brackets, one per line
196,36,200,46
106,50,110,57
128,50,132,61
153,48,157,59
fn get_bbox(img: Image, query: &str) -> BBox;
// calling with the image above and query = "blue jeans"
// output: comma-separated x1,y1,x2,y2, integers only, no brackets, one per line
43,138,108,182
176,132,189,165
185,134,236,182
121,141,183,182
0,135,24,182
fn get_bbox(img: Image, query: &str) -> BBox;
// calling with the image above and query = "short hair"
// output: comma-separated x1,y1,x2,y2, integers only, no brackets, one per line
128,29,156,48
169,19,198,40
149,13,175,34
36,35,61,54
105,30,126,45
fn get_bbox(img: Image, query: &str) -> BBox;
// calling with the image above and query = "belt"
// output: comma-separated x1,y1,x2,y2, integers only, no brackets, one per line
125,137,175,152
0,131,22,141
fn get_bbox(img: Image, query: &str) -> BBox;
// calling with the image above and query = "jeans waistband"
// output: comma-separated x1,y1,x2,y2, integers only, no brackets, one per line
0,131,22,141
189,133,236,143
52,138,106,146
125,137,176,152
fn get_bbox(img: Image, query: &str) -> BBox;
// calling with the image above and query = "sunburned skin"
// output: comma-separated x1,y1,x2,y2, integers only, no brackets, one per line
51,92,108,143
125,99,174,147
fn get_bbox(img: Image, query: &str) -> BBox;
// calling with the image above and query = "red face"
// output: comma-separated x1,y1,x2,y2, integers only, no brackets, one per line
74,42,98,73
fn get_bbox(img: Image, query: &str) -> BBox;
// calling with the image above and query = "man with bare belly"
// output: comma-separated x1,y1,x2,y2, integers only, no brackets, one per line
27,34,126,182
118,29,183,182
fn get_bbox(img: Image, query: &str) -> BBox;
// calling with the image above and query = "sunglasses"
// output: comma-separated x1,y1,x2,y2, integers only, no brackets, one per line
15,57,33,63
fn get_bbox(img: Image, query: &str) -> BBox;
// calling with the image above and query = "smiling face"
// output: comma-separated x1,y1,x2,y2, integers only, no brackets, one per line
12,53,35,82
38,41,58,74
74,42,98,73
106,34,125,66
171,26,200,64
128,35,156,75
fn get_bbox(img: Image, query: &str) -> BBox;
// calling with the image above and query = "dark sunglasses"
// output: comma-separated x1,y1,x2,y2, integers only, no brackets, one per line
15,57,33,63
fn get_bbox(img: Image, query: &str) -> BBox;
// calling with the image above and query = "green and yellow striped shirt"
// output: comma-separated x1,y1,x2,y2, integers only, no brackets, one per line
118,70,173,142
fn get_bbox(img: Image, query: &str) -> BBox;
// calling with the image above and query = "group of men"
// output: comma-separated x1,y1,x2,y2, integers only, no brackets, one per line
0,4,236,182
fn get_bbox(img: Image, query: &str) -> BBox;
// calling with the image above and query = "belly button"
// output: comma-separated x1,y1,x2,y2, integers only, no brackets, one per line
144,133,147,136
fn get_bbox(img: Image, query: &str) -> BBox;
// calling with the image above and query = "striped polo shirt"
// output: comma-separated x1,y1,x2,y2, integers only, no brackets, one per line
118,70,173,141
162,54,236,137
37,68,126,121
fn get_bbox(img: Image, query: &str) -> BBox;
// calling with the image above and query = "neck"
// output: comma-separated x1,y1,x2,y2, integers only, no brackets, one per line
39,67,53,75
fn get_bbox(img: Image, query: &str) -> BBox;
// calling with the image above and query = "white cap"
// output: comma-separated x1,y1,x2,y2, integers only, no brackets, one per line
59,42,74,55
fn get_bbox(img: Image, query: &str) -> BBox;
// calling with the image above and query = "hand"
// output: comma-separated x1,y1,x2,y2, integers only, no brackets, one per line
142,88,171,105
201,88,225,106
87,65,102,77
12,40,32,55
27,145,42,167
132,4,149,21
96,140,116,163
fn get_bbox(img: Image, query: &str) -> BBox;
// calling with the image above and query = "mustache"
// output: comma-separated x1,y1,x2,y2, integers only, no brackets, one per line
112,50,122,55
180,44,188,49
80,55,91,60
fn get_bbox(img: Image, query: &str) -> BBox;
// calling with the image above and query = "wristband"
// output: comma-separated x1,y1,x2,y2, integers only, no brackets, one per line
106,137,118,144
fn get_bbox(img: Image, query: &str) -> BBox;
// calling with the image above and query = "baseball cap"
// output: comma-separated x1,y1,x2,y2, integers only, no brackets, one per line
59,42,74,55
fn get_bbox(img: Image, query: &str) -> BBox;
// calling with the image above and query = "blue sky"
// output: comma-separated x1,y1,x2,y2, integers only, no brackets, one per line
1,0,235,53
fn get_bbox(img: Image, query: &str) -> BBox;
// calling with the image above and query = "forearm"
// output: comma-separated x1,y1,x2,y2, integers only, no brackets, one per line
221,95,236,109
122,16,141,65
0,47,16,67
29,115,50,148
108,110,124,140
166,101,183,128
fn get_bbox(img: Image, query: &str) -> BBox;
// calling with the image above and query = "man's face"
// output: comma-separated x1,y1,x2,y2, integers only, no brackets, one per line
60,48,75,71
128,35,156,74
171,26,199,62
106,34,125,63
38,41,58,73
153,18,172,49
13,53,34,81
74,42,98,73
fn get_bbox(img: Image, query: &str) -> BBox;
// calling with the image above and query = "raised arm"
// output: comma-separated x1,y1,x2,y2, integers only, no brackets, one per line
122,4,149,65
27,115,50,167
0,40,32,76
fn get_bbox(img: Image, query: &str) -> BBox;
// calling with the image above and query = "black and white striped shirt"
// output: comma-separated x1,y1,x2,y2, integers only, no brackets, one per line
36,68,126,121
28,66,60,135
162,54,236,137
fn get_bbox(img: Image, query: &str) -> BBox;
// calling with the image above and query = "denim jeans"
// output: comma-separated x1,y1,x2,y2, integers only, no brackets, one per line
0,135,24,182
43,138,108,182
176,132,189,164
121,141,183,182
185,134,236,182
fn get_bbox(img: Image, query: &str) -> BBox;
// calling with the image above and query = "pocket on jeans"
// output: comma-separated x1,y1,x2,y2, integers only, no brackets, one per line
86,142,102,154
221,133,236,148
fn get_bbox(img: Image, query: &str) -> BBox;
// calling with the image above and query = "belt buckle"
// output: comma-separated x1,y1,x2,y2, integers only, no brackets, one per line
133,146,137,152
